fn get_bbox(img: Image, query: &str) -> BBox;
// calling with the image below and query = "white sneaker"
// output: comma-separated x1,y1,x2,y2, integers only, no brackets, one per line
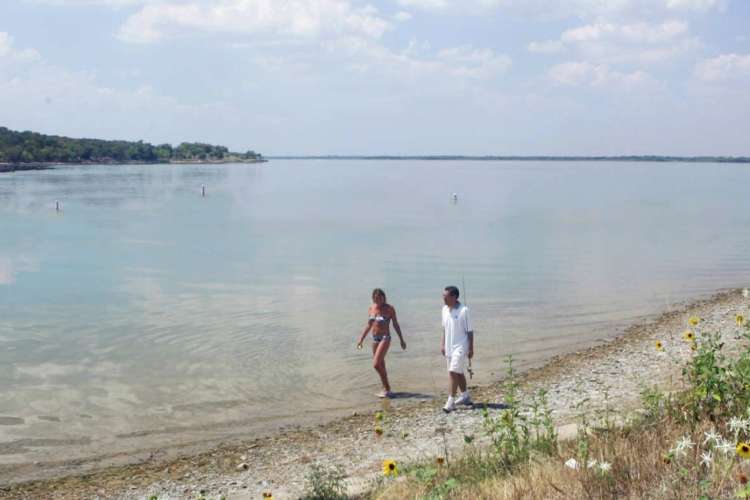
442,397,456,413
455,393,473,406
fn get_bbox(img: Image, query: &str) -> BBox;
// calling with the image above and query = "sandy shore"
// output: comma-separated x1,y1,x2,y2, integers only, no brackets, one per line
1,288,748,499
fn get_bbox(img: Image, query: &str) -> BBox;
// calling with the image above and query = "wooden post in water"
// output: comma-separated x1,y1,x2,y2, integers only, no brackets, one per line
55,200,60,212
201,185,206,197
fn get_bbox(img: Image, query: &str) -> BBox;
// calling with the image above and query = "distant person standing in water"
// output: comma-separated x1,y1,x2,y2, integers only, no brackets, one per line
441,285,474,412
357,288,407,398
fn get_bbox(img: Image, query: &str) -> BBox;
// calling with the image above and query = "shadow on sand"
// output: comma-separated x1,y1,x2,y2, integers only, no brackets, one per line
469,402,511,411
386,392,434,400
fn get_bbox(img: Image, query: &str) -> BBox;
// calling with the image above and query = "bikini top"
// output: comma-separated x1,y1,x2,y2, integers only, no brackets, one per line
369,310,390,324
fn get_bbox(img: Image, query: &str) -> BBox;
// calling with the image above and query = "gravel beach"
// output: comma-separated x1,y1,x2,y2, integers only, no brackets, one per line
1,289,748,500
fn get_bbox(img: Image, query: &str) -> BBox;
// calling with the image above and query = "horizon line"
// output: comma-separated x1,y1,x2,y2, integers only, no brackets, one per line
267,154,750,163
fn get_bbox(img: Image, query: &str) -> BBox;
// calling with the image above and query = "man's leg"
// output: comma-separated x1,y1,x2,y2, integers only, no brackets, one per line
448,372,460,397
456,373,467,393
443,370,461,412
454,358,472,405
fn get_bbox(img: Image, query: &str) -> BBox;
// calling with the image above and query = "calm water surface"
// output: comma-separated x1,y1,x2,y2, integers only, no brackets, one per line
1,160,749,470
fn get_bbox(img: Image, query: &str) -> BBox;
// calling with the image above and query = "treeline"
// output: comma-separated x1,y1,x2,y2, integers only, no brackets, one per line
0,127,262,164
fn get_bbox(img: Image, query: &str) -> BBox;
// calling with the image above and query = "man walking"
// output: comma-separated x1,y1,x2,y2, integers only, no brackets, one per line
441,285,473,412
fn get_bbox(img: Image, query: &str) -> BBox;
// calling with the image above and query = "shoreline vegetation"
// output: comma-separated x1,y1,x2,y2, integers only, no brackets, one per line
0,126,264,172
0,158,267,173
370,291,750,499
1,288,748,499
272,155,750,163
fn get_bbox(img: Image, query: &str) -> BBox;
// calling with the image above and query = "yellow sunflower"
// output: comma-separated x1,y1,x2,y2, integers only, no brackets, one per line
689,316,700,326
682,331,695,342
262,493,274,500
655,341,664,351
375,411,384,422
690,342,698,352
383,459,399,477
436,457,445,466
737,314,746,327
737,442,750,459
374,426,383,436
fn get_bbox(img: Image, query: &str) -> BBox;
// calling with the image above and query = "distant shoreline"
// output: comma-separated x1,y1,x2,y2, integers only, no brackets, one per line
269,155,750,163
0,159,268,173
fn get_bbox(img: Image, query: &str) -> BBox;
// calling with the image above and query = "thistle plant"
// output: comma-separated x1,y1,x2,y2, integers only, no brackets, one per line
482,355,558,473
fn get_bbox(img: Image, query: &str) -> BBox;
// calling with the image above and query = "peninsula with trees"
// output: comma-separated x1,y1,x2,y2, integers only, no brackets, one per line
0,127,264,172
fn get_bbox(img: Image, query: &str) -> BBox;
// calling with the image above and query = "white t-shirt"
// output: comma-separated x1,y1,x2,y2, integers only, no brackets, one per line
442,303,472,353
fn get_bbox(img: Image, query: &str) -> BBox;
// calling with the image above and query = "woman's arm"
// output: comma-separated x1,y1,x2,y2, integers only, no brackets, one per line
357,308,374,347
391,307,406,350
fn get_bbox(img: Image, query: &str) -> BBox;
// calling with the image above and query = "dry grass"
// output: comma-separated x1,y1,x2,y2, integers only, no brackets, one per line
369,415,750,500
368,315,750,500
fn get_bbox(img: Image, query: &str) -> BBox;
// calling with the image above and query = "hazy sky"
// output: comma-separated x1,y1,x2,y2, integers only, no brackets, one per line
0,0,748,155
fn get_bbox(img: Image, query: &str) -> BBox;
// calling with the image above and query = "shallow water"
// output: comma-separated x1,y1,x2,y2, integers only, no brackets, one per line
1,160,749,471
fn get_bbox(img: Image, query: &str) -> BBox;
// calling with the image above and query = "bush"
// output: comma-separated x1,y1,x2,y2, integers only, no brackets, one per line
482,355,558,472
302,463,348,500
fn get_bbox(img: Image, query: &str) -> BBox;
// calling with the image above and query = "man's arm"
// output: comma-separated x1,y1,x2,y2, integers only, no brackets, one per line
440,329,446,357
464,307,474,359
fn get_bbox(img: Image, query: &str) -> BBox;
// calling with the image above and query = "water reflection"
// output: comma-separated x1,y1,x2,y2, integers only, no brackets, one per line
0,254,38,286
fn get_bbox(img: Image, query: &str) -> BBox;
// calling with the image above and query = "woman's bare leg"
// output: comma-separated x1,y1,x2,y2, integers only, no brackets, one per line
372,339,392,392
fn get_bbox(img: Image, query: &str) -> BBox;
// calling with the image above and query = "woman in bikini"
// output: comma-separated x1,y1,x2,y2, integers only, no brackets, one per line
356,288,407,398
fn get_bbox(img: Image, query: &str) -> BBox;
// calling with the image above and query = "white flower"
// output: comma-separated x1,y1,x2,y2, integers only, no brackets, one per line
587,459,597,469
599,461,612,473
703,429,721,446
564,458,579,470
676,436,695,453
717,439,735,456
729,417,748,434
701,451,713,468
730,417,742,432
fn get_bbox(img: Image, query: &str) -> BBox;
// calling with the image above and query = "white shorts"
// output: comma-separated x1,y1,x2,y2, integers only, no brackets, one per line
446,347,468,374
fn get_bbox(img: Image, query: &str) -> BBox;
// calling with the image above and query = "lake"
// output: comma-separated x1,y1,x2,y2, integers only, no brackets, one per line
1,160,749,472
